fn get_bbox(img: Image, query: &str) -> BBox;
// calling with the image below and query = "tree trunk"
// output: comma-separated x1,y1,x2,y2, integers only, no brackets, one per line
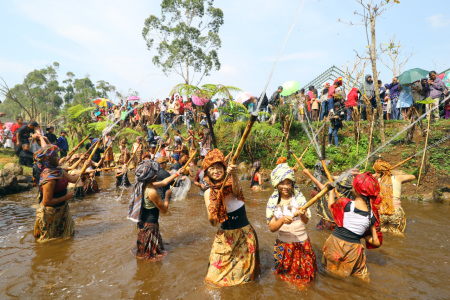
370,16,386,145
204,102,217,149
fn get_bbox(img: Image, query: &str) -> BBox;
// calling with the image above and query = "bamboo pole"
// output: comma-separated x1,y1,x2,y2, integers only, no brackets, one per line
294,183,335,215
126,143,142,168
220,113,258,190
170,149,197,189
417,110,432,186
321,160,334,183
299,145,310,160
92,134,118,174
389,156,414,171
289,151,306,170
71,140,100,191
67,133,91,158
364,119,375,172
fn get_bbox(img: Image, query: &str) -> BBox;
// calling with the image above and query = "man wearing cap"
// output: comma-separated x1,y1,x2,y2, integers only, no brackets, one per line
44,126,58,145
57,130,69,157
268,86,284,124
15,121,39,156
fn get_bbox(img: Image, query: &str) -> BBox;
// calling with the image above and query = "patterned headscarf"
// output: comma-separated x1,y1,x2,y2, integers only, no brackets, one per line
373,159,394,215
35,145,63,186
127,160,161,222
266,163,309,224
353,172,381,205
276,157,287,165
337,174,355,199
202,149,244,224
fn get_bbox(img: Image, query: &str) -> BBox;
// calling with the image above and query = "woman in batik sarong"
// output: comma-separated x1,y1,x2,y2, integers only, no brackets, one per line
203,149,260,287
266,163,317,288
127,160,182,261
34,145,90,243
322,172,382,282
373,159,415,236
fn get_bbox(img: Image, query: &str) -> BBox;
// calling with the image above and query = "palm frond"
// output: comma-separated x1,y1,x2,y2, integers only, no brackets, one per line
170,83,200,97
148,124,163,136
67,104,94,119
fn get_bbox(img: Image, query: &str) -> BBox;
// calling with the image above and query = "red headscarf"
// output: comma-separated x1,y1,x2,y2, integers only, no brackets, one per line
353,172,381,205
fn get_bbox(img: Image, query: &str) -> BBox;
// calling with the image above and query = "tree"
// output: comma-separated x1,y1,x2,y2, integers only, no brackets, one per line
170,83,241,148
142,0,224,86
379,34,412,77
343,0,400,145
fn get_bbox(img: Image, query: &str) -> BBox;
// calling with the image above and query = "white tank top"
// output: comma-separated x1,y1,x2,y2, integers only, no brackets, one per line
224,194,244,213
342,201,372,236
274,198,308,243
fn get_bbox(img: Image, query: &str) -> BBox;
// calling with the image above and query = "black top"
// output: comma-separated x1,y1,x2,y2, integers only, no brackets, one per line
220,205,250,230
17,125,34,144
19,150,34,167
156,168,173,201
44,133,58,144
139,207,159,228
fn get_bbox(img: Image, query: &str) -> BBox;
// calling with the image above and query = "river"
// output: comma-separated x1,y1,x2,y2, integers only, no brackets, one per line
1,173,449,299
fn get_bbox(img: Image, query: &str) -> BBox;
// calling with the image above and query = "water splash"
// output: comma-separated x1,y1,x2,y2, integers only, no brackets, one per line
171,178,191,201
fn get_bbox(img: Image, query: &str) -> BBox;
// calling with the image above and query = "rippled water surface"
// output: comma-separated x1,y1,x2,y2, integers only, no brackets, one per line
1,173,449,299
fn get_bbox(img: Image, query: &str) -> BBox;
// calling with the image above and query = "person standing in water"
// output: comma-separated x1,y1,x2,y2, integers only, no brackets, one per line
322,172,381,282
202,149,260,287
372,159,415,236
250,161,263,190
266,163,317,288
127,160,182,261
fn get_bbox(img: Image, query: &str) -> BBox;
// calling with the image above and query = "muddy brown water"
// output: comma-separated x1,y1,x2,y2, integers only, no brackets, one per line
1,173,449,299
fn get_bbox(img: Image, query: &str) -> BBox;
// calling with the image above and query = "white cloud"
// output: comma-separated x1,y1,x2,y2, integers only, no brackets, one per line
263,50,327,62
218,64,238,75
426,14,450,28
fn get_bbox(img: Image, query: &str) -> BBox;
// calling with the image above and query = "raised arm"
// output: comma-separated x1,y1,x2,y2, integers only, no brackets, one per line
227,164,241,197
302,168,325,190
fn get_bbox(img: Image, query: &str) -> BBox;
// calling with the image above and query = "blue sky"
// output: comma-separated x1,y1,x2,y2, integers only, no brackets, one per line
1,0,449,101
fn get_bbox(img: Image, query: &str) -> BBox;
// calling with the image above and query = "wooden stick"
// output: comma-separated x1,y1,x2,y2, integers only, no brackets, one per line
417,110,432,186
170,149,197,189
87,166,120,172
67,133,91,158
126,143,142,168
294,183,335,216
289,151,306,170
92,134,118,174
299,145,310,160
71,140,100,191
221,113,259,190
390,156,414,171
364,120,375,171
321,160,334,183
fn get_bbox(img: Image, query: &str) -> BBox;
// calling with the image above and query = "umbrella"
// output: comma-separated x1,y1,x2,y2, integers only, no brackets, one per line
280,80,300,96
398,68,429,85
443,71,450,88
235,92,252,104
127,96,140,101
192,92,210,106
92,98,114,108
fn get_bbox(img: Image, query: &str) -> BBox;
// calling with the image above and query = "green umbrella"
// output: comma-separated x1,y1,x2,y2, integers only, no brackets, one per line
280,80,300,96
398,68,429,85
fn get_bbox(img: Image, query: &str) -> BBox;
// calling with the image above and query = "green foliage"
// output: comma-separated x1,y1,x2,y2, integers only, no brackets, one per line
67,104,95,119
142,0,224,85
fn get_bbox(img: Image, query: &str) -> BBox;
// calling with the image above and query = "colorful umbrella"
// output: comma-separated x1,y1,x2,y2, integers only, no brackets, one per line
280,80,300,96
443,71,450,88
192,91,210,106
398,68,429,85
127,96,140,101
235,92,252,104
92,98,114,108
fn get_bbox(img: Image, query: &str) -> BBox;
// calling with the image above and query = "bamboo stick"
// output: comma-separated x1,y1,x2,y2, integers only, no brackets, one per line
390,156,414,171
170,149,197,189
294,183,335,215
92,134,118,174
289,151,306,170
67,133,91,158
364,120,375,172
417,110,432,186
71,140,100,191
321,160,334,183
126,143,142,168
220,113,258,190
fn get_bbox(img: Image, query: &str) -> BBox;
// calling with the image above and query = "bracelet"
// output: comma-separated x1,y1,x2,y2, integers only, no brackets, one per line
175,173,180,177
